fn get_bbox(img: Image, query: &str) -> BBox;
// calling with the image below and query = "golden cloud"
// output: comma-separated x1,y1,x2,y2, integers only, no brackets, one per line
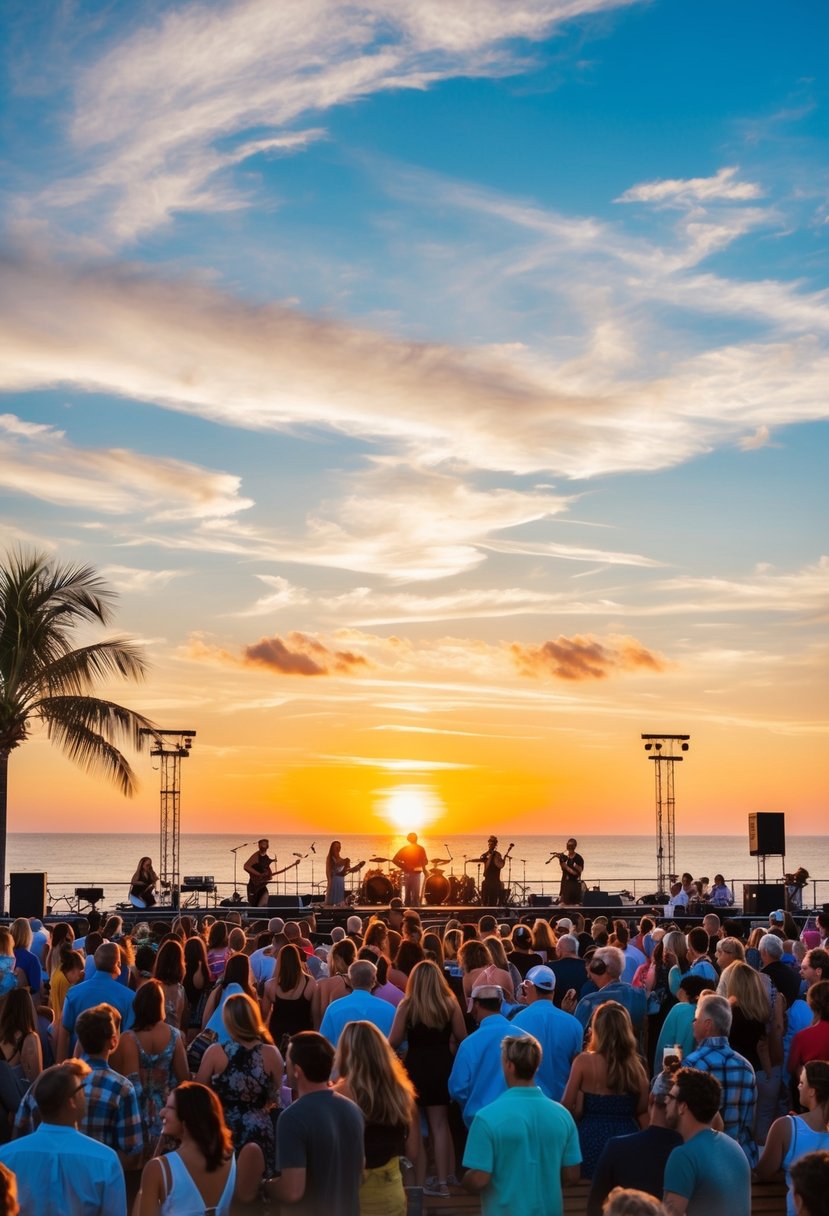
510,634,668,681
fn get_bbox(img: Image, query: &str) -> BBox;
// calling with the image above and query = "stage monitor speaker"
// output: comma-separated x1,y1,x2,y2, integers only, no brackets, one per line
742,883,786,917
10,872,47,919
582,891,623,908
528,894,553,907
266,894,308,909
748,812,786,857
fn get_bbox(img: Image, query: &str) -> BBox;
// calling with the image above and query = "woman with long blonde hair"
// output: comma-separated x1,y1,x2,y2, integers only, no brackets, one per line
561,1000,649,1178
390,959,466,1199
532,919,557,962
334,1020,423,1214
661,930,690,998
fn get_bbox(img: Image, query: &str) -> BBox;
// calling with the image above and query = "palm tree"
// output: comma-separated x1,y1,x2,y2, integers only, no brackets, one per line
0,549,155,914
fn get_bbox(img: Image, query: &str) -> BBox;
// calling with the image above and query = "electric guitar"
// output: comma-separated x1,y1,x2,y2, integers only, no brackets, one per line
246,856,300,899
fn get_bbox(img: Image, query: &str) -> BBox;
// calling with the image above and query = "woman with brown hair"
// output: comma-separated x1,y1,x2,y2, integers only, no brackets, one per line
182,936,213,1044
532,919,557,963
561,1001,649,1178
312,937,356,1028
334,1020,423,1213
112,979,188,1157
262,943,317,1048
0,990,42,1084
136,1081,263,1214
390,959,466,1198
153,940,186,1030
206,921,230,981
459,939,514,1004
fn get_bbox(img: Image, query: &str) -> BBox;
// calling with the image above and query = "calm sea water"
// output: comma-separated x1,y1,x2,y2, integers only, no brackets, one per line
7,832,829,909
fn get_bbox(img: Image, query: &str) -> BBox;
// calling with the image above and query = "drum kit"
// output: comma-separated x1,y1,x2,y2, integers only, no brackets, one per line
359,855,479,906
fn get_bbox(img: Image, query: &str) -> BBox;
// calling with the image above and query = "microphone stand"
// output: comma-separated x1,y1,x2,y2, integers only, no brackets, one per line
230,843,250,903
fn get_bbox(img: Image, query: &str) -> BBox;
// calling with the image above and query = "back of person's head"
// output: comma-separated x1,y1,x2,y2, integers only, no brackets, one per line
459,939,491,973
597,946,624,980
222,951,253,992
75,1003,119,1056
277,944,305,989
807,981,829,1022
686,927,709,955
227,927,247,953
677,975,709,1003
93,941,119,974
60,948,85,978
207,921,228,949
33,1060,90,1121
154,938,185,984
0,988,37,1041
697,992,732,1036
359,948,389,984
132,979,165,1030
347,959,376,991
222,992,272,1044
724,960,768,1022
759,933,783,960
461,921,479,943
406,959,455,1028
172,1082,233,1171
501,1033,541,1082
602,1188,668,1216
329,938,356,975
482,934,510,971
673,1066,721,1123
333,1021,413,1126
11,918,32,950
363,921,388,952
612,921,629,949
83,931,104,957
790,1150,829,1216
87,910,103,933
102,915,123,940
478,915,497,936
803,1060,829,1113
558,933,580,956
289,1030,334,1083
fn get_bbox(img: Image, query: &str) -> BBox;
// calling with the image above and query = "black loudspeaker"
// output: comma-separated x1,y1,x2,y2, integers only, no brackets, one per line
748,812,786,856
529,894,553,907
742,883,786,917
9,872,47,919
583,891,623,908
266,894,308,908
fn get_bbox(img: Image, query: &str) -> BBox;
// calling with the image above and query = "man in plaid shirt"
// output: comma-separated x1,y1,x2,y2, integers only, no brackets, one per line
15,1003,142,1163
683,993,757,1165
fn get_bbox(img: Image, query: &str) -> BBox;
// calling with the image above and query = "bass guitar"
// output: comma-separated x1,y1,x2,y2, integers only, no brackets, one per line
246,856,300,901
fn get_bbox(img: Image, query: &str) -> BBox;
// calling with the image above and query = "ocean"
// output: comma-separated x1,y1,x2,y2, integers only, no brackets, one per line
7,832,829,911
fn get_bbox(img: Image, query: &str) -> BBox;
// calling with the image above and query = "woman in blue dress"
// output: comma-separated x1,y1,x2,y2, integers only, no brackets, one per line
561,1000,649,1178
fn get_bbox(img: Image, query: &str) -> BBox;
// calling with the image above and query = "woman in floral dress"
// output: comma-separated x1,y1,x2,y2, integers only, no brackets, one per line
196,992,282,1172
112,980,188,1158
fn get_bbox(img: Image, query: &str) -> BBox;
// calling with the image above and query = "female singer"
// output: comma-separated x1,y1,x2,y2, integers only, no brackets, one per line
325,840,355,906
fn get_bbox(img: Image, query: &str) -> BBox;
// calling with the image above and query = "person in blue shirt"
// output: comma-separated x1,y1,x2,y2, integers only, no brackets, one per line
449,985,531,1127
318,959,394,1047
0,1060,126,1216
663,1066,750,1216
511,965,583,1101
685,928,718,983
57,943,135,1061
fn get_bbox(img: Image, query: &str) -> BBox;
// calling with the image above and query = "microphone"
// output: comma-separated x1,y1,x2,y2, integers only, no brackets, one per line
310,842,316,853
292,852,302,857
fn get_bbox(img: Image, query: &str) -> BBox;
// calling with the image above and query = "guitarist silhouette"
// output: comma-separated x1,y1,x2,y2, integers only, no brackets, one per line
243,839,299,907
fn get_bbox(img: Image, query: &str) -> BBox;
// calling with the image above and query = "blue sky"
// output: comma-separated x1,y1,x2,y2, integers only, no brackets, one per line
1,0,827,834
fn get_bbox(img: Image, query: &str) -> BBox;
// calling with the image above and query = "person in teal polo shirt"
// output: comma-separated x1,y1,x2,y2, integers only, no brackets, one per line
463,1033,581,1216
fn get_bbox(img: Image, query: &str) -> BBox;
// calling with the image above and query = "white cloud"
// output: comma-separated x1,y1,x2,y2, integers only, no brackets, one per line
0,411,252,520
31,0,639,243
616,166,764,206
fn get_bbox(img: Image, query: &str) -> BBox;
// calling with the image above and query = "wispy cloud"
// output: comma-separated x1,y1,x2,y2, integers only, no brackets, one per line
616,166,764,206
22,0,640,243
0,411,252,520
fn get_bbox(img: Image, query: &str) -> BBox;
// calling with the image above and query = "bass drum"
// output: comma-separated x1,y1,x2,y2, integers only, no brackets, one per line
361,871,394,905
447,875,477,905
424,872,450,906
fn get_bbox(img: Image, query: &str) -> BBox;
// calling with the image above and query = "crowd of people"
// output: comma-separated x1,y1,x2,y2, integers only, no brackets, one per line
0,901,827,1215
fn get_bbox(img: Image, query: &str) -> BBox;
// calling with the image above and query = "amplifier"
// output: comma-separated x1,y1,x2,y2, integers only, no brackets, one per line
182,881,216,893
183,875,214,886
75,886,104,904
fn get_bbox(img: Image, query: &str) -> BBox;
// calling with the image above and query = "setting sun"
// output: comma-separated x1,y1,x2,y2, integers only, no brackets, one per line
379,784,443,835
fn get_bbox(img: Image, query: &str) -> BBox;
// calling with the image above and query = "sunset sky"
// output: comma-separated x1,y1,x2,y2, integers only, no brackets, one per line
1,0,827,838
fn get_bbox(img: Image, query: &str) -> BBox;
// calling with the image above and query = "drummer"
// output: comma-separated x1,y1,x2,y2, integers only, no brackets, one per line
129,856,158,908
392,832,429,906
479,836,505,906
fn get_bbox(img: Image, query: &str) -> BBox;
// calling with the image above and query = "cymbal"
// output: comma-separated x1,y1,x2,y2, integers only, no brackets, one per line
368,856,386,863
429,857,451,864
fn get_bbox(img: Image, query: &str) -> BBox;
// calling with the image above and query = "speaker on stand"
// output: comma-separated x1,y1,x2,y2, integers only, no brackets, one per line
9,872,48,919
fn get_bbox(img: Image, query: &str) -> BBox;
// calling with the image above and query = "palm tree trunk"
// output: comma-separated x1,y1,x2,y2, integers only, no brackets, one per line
0,750,8,917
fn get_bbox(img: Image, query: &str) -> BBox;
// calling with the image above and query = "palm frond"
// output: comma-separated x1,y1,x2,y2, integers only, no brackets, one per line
33,639,150,700
37,695,156,757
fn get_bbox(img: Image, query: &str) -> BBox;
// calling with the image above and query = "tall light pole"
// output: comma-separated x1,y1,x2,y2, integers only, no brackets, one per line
141,728,196,908
642,733,690,899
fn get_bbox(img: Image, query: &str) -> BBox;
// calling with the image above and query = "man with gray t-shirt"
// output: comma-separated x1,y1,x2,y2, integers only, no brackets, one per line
265,1031,364,1216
